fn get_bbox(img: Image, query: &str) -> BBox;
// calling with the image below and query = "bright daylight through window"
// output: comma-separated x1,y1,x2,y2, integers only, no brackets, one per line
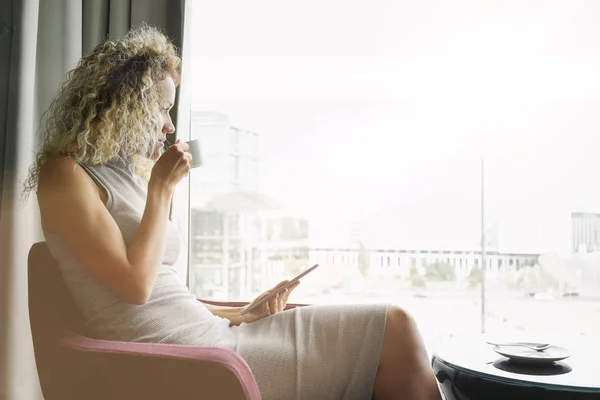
183,0,600,347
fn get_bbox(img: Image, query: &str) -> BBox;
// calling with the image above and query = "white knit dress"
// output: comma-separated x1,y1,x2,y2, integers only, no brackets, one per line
44,157,389,399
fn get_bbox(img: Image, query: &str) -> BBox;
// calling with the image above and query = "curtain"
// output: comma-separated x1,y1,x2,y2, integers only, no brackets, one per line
0,1,187,398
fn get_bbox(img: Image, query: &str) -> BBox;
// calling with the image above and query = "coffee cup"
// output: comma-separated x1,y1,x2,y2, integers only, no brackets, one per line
186,139,202,168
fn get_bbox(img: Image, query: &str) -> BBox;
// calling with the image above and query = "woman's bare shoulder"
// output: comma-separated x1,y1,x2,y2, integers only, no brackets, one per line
37,157,104,233
39,156,80,185
37,156,100,201
37,157,100,205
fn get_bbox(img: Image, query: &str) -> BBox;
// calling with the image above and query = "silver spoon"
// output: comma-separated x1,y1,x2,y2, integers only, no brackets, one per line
486,341,551,351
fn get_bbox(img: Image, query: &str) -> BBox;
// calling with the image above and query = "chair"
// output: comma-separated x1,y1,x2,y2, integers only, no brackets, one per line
27,241,264,400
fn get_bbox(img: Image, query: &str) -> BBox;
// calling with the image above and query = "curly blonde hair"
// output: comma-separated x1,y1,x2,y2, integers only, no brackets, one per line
23,23,180,197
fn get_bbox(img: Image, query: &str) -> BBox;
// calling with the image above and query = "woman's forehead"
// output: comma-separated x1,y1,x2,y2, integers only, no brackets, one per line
156,76,176,102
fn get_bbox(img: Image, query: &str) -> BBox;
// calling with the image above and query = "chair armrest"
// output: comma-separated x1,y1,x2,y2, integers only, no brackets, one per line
58,332,261,400
199,299,310,310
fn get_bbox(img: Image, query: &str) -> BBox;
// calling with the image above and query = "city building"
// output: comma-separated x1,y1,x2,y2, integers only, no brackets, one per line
309,247,538,282
189,110,259,206
571,212,600,253
188,111,309,299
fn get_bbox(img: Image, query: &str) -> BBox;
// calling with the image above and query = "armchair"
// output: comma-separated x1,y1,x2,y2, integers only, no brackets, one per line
28,242,265,400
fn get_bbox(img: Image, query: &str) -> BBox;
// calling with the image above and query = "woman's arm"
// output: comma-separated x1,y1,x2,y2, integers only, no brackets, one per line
203,303,246,327
38,145,190,305
38,158,173,305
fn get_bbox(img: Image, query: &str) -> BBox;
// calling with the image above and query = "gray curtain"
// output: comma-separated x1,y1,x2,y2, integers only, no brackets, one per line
0,1,187,399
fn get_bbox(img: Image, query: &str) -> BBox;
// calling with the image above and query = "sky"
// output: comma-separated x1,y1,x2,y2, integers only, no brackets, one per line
187,0,600,254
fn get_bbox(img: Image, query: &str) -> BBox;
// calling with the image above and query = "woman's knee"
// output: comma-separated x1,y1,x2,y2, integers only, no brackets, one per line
376,305,440,399
382,305,428,361
385,305,416,335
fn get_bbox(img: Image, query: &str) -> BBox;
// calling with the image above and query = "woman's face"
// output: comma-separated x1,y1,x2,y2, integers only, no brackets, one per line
151,75,176,160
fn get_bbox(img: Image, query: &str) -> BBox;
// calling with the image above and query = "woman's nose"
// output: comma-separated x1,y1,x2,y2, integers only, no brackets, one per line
163,121,175,134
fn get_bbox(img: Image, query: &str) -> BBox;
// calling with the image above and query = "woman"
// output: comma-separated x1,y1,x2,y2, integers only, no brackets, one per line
26,25,441,400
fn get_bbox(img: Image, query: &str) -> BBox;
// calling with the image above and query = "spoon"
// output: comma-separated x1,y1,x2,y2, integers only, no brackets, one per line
486,342,551,351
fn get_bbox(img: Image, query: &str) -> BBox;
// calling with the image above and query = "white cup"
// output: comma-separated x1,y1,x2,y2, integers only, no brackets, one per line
186,139,202,168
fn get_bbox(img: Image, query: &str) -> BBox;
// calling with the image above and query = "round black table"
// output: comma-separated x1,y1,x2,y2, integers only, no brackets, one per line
432,336,600,400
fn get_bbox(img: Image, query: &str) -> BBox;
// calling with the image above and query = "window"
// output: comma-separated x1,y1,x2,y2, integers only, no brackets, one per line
182,0,600,350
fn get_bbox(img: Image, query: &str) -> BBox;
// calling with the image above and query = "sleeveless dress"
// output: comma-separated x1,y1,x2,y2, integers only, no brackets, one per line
44,157,389,400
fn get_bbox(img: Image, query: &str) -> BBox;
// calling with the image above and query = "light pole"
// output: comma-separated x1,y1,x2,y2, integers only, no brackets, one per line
480,158,486,334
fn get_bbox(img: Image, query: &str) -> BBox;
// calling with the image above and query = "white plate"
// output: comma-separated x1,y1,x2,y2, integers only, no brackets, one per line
493,343,571,364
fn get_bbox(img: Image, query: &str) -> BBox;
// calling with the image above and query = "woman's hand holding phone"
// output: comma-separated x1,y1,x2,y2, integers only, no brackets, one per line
240,264,319,322
240,280,301,323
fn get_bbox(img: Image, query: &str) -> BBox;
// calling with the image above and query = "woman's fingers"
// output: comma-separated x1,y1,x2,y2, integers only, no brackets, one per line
268,294,278,314
250,279,302,320
174,140,189,152
278,289,288,310
183,151,193,166
272,280,289,291
283,281,300,302
281,288,290,305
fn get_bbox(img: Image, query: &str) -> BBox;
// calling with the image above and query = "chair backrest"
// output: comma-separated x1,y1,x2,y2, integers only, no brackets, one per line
28,241,85,335
27,241,89,399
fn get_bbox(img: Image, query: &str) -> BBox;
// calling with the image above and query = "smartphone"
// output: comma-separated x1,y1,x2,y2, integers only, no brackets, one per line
239,264,319,316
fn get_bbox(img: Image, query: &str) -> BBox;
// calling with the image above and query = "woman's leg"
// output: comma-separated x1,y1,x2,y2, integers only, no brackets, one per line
373,306,441,400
